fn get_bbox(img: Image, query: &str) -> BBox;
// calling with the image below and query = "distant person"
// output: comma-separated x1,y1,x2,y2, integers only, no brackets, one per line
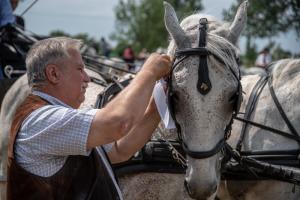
10,0,25,29
138,48,149,61
255,47,272,69
0,0,15,28
136,48,149,72
100,37,111,57
122,45,135,71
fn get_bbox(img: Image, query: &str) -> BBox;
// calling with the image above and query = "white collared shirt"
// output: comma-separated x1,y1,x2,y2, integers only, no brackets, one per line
15,91,106,177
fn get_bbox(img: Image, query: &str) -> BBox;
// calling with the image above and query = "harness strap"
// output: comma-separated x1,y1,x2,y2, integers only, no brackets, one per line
224,143,300,185
166,56,187,140
241,149,300,156
268,76,300,140
182,139,225,159
236,75,268,151
234,116,300,143
234,71,300,151
175,48,209,57
197,18,211,95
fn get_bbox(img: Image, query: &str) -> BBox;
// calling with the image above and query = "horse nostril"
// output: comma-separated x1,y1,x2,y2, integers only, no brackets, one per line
184,179,218,199
213,184,218,193
184,180,194,197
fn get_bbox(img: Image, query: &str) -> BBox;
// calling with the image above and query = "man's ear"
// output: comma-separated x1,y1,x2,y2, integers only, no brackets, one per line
45,64,61,84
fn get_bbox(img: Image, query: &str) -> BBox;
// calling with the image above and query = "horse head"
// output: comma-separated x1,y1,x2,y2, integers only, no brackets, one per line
164,1,247,199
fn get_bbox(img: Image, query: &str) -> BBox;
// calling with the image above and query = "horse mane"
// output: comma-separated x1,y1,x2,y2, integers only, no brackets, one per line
167,13,240,76
271,58,300,86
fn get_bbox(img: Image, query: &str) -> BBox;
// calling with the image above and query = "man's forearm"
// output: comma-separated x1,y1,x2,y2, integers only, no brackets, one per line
108,99,160,164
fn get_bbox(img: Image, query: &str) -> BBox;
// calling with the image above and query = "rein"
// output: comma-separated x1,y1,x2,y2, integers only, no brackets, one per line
222,69,300,185
234,70,300,153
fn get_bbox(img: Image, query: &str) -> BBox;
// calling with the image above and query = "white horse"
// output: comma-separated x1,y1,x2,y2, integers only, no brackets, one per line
240,66,267,76
164,0,300,199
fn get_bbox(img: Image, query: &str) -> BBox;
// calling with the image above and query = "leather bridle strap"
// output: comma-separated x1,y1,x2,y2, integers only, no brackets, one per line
182,139,225,159
167,56,188,139
234,116,300,143
175,47,209,57
197,18,211,94
236,75,268,151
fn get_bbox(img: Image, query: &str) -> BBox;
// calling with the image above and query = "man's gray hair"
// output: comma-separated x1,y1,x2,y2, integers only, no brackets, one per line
26,37,83,88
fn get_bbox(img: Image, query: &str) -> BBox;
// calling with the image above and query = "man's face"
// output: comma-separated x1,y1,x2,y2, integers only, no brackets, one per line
58,48,90,108
10,0,19,11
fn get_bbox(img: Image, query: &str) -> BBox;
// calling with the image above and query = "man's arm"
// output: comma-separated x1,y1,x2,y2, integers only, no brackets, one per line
86,53,171,149
106,97,160,164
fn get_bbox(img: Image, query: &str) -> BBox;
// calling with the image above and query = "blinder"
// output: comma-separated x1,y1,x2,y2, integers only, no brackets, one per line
234,83,243,115
166,17,242,159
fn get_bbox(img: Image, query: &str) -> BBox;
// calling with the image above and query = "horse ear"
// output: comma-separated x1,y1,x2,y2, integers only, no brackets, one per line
164,1,191,49
228,1,248,44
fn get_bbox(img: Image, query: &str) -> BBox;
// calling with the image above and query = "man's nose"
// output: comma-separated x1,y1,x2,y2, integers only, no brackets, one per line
83,70,90,82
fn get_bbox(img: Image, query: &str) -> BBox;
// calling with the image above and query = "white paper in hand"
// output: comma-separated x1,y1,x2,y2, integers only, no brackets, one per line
153,80,176,129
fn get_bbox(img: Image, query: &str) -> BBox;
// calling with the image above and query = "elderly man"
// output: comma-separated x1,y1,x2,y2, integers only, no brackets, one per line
7,37,171,200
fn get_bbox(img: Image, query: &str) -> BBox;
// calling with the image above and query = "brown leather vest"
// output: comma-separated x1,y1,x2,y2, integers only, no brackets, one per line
7,94,121,200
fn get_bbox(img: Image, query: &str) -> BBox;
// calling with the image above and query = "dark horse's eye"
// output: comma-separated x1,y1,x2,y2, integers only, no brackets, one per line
172,91,180,103
228,93,236,104
236,57,241,65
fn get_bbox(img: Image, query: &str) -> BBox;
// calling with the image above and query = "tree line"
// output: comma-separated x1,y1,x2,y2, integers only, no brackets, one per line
51,0,300,67
112,0,300,66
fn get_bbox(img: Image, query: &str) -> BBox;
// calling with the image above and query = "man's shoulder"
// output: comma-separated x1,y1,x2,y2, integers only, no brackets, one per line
22,104,73,127
23,104,98,129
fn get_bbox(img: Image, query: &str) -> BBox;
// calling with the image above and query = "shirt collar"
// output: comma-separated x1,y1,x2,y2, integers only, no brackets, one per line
32,90,72,108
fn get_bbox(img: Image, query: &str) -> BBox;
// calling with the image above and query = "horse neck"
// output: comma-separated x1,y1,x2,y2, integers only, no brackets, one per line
230,62,300,151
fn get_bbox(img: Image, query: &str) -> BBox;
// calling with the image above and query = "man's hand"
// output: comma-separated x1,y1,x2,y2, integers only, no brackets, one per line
87,53,171,150
141,53,172,80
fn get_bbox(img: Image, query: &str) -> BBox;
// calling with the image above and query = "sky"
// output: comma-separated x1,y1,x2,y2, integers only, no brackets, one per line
15,0,300,54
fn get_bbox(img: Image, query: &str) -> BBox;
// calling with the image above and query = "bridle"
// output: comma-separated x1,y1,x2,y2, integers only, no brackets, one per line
166,18,242,159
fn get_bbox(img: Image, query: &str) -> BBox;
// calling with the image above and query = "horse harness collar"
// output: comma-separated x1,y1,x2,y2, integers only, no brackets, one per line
166,18,242,159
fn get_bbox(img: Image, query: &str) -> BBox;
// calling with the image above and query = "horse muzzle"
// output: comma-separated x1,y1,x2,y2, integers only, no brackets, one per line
184,178,218,200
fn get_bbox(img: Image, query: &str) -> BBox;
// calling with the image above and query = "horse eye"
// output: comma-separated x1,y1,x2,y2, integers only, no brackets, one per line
228,95,235,104
236,57,241,65
170,91,179,103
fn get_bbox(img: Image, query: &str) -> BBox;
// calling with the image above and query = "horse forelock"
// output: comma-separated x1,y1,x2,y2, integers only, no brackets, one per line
167,13,240,79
